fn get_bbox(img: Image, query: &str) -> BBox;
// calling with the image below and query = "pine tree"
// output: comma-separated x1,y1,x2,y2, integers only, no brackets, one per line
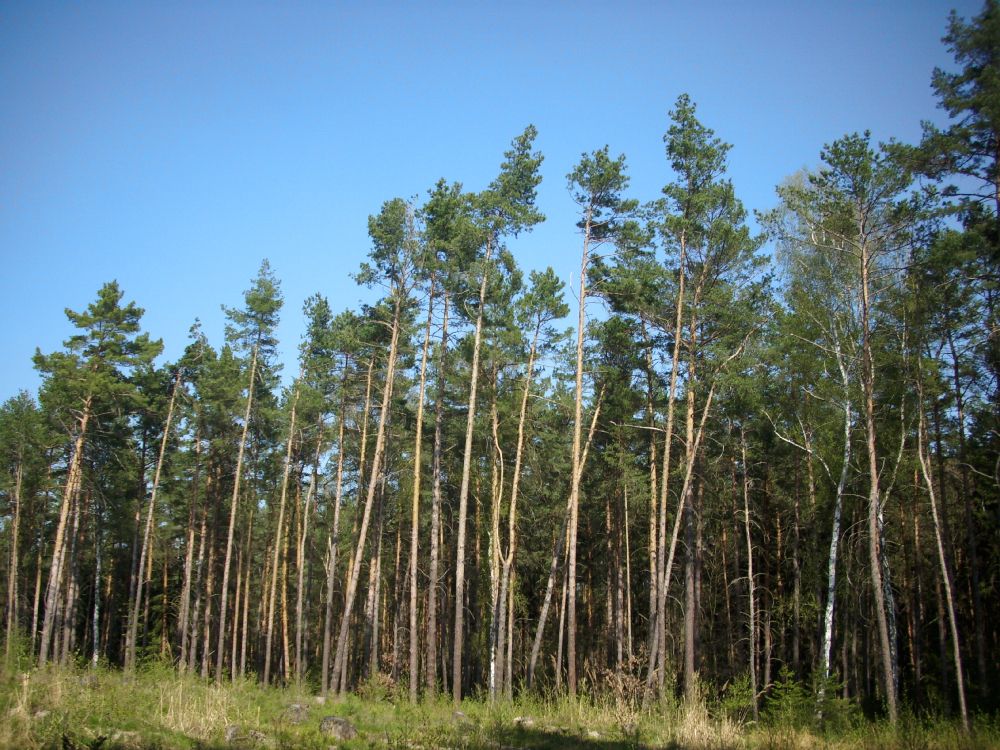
33,281,161,665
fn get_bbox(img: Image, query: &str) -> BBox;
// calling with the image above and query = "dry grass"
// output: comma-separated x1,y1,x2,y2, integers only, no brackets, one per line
0,662,996,750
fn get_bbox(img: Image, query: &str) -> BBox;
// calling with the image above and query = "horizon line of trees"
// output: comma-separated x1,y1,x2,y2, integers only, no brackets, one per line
2,1,998,727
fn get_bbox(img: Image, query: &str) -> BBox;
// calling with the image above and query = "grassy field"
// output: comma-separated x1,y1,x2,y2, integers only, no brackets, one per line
0,662,996,750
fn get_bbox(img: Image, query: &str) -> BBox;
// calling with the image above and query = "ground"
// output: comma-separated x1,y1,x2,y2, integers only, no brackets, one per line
0,663,995,750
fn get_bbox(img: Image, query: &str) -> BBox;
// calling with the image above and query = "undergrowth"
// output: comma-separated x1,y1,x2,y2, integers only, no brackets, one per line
0,661,995,749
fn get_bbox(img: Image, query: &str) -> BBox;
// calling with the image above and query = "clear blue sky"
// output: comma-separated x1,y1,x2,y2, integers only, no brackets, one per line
0,0,980,401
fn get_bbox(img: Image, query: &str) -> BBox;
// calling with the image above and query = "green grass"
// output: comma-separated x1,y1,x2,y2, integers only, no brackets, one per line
0,663,995,750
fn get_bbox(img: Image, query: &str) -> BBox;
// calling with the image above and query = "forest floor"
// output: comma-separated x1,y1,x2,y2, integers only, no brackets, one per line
0,662,996,750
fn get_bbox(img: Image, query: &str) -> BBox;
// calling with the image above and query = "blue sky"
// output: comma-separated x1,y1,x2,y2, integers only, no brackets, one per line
0,0,980,401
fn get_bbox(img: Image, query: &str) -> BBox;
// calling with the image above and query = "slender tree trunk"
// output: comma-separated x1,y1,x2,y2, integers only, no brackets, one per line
426,292,449,693
363,491,385,679
391,521,405,681
240,507,256,682
264,377,301,684
624,483,633,661
127,371,181,669
296,438,321,687
566,208,592,698
860,247,898,722
31,546,43,655
505,569,515,698
527,394,602,687
279,517,291,683
741,428,759,721
947,330,987,692
917,373,969,731
681,309,700,702
90,510,102,667
322,362,349,695
409,281,434,701
650,238,687,691
231,547,242,680
178,427,202,670
642,325,658,656
216,345,259,682
453,242,493,703
494,325,540,699
644,332,744,703
488,389,504,700
5,461,23,659
140,527,154,657
333,355,376,693
555,537,569,692
820,347,852,700
188,483,209,673
240,509,254,679
59,486,84,664
332,300,402,694
39,396,91,665
199,511,216,680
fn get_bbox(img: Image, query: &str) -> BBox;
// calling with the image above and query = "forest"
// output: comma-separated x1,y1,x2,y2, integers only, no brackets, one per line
1,4,999,748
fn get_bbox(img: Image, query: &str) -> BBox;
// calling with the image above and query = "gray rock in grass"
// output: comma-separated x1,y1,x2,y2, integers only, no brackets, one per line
319,716,358,741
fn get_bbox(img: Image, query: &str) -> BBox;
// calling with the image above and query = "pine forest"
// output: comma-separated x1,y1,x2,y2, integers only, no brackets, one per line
2,4,1000,748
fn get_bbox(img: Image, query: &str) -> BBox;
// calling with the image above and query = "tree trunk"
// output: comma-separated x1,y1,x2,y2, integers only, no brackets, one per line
279,516,291,683
199,508,217,680
650,237,687,691
59,485,85,664
820,347,852,701
127,371,181,669
741,429,759,721
90,509,102,668
494,324,540,699
177,426,202,670
296,438,321,687
488,389,503,700
917,372,969,730
643,330,742,703
681,309,700,702
426,292,449,693
526,394,602,687
264,377,301,684
39,396,91,665
5,461,23,659
860,246,898,722
188,480,209,673
216,344,258,682
947,329,987,692
31,545,43,655
332,299,402,694
322,359,350,695
642,324,658,658
566,207,592,698
409,281,434,701
453,242,493,703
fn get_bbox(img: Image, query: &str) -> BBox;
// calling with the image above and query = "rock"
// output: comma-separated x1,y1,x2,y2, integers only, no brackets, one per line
319,716,357,741
283,703,309,724
513,715,535,729
224,725,271,747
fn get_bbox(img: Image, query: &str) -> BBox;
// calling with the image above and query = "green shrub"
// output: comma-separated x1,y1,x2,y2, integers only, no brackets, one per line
719,672,756,724
763,667,812,727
